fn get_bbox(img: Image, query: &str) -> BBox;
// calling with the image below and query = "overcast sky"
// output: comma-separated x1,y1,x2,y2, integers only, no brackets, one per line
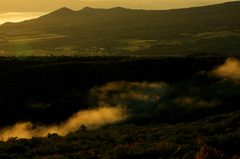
0,0,238,13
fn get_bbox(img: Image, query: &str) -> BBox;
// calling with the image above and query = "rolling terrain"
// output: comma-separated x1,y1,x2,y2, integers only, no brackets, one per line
0,2,240,158
0,55,240,158
0,1,240,56
1,109,240,158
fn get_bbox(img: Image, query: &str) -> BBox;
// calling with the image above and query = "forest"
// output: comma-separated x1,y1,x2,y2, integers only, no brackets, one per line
0,54,240,158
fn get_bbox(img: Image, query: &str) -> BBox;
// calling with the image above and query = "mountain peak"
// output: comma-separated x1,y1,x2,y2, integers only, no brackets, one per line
110,7,129,10
81,7,95,11
80,7,103,12
41,7,74,18
55,7,74,13
78,6,131,13
48,7,74,16
36,7,75,21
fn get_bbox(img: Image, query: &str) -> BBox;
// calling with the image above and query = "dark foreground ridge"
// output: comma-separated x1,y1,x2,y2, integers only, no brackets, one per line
0,109,240,158
0,55,240,158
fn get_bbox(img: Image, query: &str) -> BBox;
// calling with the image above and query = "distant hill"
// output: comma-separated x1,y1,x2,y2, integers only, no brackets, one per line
0,1,240,56
2,2,240,30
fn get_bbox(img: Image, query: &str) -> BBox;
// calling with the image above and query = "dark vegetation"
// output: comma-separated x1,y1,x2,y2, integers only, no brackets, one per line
0,55,240,159
0,107,240,158
0,54,235,127
0,2,240,158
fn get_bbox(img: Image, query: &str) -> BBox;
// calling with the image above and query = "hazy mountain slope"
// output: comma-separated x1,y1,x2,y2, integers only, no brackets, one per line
2,1,240,31
0,1,240,56
1,106,240,158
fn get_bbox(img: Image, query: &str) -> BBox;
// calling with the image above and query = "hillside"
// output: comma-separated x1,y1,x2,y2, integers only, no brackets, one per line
0,55,239,129
0,1,240,56
0,55,240,158
0,109,240,158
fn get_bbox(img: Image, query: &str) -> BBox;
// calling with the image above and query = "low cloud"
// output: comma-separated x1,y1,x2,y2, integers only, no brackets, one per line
0,106,128,141
89,80,223,121
89,58,240,122
213,57,240,80
90,81,167,106
1,57,240,140
174,97,219,108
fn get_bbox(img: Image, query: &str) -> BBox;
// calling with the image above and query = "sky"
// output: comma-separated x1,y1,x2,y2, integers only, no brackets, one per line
0,0,238,12
0,0,238,24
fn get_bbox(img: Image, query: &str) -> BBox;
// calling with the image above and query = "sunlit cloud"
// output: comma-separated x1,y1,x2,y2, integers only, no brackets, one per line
1,58,240,140
89,81,222,117
0,106,128,141
213,58,240,80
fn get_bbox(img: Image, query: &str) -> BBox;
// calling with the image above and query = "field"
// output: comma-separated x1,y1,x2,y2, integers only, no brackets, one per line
1,29,240,57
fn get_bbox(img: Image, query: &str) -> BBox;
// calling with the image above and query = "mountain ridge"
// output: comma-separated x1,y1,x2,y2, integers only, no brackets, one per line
0,1,240,56
1,1,240,28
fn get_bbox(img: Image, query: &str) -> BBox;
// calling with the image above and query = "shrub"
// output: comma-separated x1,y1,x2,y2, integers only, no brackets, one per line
196,144,227,159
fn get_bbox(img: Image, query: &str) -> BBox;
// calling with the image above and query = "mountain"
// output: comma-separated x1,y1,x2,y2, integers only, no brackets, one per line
2,1,240,29
0,1,240,56
0,0,139,13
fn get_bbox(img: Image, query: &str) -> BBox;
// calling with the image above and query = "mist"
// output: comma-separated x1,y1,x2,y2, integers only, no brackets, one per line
0,107,128,141
89,58,240,122
1,57,240,140
213,57,240,80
